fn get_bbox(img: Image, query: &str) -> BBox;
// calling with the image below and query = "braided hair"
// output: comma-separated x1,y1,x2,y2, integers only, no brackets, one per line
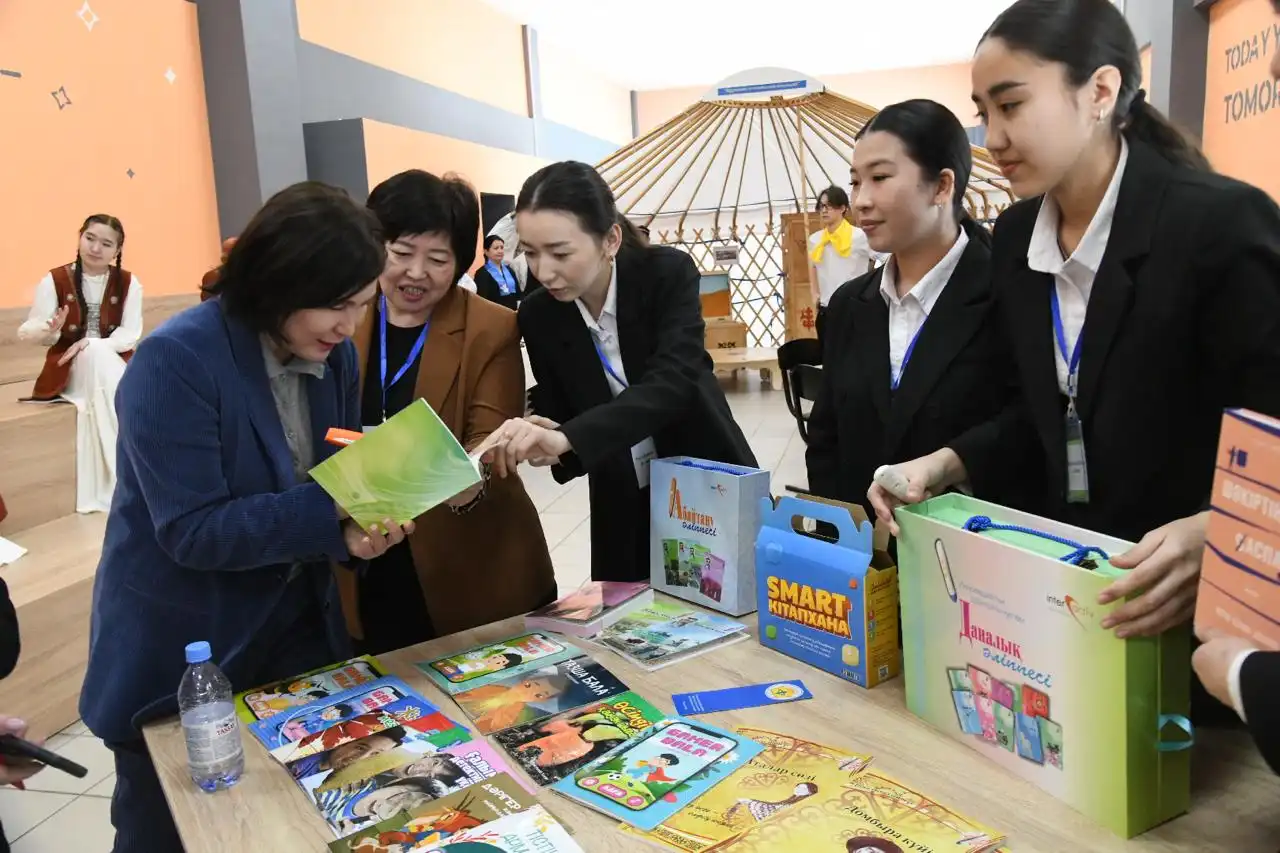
73,214,126,337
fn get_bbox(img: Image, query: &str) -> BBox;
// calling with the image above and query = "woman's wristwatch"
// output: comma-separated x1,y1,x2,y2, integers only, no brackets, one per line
450,461,492,515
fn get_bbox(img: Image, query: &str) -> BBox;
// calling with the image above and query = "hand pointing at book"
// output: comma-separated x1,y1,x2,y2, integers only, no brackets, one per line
486,417,571,478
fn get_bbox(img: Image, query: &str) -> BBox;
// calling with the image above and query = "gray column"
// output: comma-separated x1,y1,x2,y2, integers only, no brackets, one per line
1125,0,1210,139
196,0,308,238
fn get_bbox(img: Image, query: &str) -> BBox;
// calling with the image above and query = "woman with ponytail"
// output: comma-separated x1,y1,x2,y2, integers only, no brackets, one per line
17,214,142,512
486,161,755,582
871,0,1280,719
806,99,1012,523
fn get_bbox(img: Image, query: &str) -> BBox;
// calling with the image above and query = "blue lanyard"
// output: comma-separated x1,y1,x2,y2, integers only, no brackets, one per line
378,294,429,419
1049,287,1083,397
487,261,516,296
592,337,629,390
891,320,928,390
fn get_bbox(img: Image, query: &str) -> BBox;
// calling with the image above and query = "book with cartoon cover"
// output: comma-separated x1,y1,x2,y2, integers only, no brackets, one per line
551,717,764,832
314,740,532,838
253,677,461,754
326,773,539,852
286,722,473,787
453,655,630,736
415,632,583,696
596,600,748,672
309,399,483,529
348,805,583,853
270,710,468,766
234,656,385,723
493,691,665,786
704,771,1005,853
625,727,873,852
524,582,655,638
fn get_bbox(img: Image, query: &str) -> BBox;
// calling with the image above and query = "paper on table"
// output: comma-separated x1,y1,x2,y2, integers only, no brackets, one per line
309,399,482,529
0,537,26,567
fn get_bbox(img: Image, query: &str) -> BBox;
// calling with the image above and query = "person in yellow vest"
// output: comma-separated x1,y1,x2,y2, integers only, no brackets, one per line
808,186,876,345
17,214,142,513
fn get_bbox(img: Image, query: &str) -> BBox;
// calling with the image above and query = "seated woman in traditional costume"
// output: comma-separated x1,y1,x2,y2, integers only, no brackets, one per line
17,214,141,513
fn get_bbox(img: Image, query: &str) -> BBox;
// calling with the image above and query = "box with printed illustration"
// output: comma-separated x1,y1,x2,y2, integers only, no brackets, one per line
755,494,900,689
650,457,771,617
895,493,1191,838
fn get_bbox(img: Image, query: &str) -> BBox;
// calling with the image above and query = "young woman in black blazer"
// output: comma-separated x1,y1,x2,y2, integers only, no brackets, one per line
807,99,1010,523
473,234,521,312
487,161,756,582
872,0,1280,653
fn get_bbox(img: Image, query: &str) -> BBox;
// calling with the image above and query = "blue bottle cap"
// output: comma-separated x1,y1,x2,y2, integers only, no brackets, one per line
184,641,212,664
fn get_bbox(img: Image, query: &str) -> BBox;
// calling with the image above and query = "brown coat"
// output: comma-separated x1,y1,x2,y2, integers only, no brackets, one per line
31,265,134,400
335,286,556,639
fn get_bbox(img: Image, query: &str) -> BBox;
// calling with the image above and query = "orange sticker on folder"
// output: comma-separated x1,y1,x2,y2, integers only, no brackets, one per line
324,428,364,447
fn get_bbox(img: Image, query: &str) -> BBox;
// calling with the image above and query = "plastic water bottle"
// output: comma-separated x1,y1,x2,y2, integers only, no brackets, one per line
178,641,244,792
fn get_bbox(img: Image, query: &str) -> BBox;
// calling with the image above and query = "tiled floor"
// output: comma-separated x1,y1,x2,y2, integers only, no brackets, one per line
0,375,804,849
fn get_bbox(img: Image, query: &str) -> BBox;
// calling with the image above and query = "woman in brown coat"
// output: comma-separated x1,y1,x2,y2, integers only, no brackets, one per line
337,169,556,653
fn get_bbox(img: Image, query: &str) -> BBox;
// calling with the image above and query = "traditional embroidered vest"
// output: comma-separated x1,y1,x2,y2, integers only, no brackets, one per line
30,264,134,400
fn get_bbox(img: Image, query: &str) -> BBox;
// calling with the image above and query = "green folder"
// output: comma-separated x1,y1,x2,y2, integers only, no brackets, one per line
309,399,482,528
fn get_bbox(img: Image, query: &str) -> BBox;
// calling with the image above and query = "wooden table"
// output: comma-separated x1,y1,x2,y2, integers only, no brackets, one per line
144,615,1280,852
710,348,782,391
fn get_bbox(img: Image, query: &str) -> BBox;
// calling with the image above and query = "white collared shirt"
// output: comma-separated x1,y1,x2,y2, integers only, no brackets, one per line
880,228,970,388
809,226,879,306
575,262,626,398
1028,139,1130,396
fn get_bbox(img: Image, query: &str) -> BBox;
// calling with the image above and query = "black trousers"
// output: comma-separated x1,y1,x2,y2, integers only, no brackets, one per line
815,304,828,347
106,594,334,853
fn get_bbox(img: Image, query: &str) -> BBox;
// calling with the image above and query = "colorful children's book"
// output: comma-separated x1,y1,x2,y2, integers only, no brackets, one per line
627,727,873,852
326,773,539,852
309,398,483,529
596,600,748,671
416,633,583,696
316,740,532,838
707,771,1005,852
271,712,468,766
234,656,385,723
524,582,655,638
346,805,583,853
252,676,456,753
493,691,665,786
453,655,630,736
551,717,764,832
288,721,470,789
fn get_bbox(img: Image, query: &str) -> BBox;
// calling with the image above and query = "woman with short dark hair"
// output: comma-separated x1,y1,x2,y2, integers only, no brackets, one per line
473,234,521,312
80,181,414,853
344,169,555,653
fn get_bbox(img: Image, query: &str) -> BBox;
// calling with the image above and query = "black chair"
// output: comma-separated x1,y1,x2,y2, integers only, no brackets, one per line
777,338,823,443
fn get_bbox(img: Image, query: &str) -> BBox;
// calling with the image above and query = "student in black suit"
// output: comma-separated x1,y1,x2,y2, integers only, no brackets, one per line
473,234,521,312
872,0,1280,649
486,161,756,582
807,99,1008,522
1189,0,1280,774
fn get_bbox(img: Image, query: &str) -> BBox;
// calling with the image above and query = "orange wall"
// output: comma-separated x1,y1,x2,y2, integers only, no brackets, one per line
538,47,633,145
362,119,549,271
1140,45,1153,97
0,0,219,310
635,62,976,135
1203,0,1280,202
296,0,530,118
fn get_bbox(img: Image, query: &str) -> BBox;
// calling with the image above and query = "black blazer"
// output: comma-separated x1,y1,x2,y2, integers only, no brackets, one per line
806,232,1011,519
952,142,1280,542
474,264,521,312
520,245,756,582
1240,651,1280,774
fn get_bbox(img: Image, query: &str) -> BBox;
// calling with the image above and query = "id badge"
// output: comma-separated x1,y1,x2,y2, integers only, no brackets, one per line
1064,399,1090,504
631,438,657,489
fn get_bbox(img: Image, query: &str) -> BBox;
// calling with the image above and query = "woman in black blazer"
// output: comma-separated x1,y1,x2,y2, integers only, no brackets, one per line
873,0,1280,648
473,234,521,312
487,161,756,582
807,99,1009,522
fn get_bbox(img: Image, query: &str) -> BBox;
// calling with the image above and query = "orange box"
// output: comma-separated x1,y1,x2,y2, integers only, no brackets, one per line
1195,409,1280,646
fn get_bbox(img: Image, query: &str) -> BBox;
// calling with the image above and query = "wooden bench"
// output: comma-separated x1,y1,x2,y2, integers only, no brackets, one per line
710,346,782,390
